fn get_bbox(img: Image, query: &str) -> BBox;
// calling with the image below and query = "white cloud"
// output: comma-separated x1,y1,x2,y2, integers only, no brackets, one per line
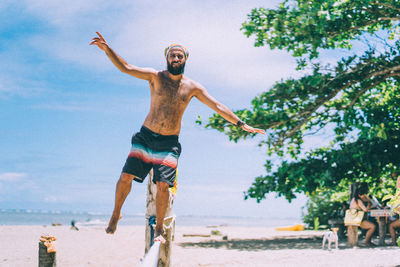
0,172,27,182
0,77,52,98
115,0,296,92
14,0,294,94
22,0,110,26
30,93,149,113
0,80,12,96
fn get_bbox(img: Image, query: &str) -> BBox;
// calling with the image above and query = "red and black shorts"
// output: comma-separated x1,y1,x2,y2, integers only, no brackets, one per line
122,126,181,187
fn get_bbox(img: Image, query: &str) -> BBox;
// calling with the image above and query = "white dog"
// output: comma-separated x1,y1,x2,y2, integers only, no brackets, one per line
322,227,339,250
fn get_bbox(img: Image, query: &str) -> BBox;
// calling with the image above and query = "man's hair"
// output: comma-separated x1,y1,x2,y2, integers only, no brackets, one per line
164,44,189,59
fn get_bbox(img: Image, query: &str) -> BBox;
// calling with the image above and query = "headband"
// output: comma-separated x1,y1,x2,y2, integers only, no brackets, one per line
164,44,189,59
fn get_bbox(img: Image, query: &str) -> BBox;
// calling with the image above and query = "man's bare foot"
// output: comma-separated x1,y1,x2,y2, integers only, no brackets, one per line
154,231,166,244
105,214,121,234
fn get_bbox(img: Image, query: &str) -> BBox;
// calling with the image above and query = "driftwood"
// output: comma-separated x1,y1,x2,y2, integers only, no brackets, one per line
145,170,176,267
182,234,211,237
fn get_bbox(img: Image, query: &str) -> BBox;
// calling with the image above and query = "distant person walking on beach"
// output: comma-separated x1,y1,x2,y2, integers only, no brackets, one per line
90,32,265,243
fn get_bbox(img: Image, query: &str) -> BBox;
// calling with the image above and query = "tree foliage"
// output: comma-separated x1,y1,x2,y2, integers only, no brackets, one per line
302,189,343,229
203,0,400,202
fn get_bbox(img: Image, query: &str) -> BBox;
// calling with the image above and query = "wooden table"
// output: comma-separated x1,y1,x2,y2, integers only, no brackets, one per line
369,209,391,246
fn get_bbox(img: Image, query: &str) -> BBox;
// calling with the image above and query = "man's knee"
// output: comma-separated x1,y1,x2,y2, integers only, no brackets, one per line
156,181,169,192
120,172,134,183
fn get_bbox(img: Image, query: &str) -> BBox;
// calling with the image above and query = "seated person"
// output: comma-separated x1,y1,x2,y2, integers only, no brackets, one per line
350,185,376,246
389,217,400,246
369,195,383,209
389,172,400,246
354,183,379,227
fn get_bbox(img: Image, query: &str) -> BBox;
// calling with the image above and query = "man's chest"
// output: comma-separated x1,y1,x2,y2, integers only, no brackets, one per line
152,81,192,104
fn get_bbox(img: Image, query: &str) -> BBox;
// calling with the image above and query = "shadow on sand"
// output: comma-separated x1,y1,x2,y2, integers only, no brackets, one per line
178,235,396,251
178,235,325,251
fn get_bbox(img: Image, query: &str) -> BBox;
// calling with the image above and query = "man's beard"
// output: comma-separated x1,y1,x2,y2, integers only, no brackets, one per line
167,61,186,75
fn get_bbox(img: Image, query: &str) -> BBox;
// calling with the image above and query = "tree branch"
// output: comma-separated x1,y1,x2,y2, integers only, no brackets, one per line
345,72,400,109
278,62,400,141
325,14,400,40
373,2,400,13
367,65,400,78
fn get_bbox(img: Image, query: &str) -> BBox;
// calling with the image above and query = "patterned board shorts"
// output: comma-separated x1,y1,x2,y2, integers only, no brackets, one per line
122,126,181,187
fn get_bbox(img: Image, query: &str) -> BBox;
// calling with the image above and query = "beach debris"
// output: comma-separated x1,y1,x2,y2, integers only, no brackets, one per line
182,234,211,237
275,224,305,231
211,230,222,236
51,223,62,226
39,235,57,253
211,230,221,236
206,224,228,228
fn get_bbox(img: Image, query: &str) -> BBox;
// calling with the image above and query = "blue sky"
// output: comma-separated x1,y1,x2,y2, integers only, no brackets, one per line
0,0,311,219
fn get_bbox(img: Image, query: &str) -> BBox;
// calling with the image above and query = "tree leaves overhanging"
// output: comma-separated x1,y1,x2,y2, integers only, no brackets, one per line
203,0,400,201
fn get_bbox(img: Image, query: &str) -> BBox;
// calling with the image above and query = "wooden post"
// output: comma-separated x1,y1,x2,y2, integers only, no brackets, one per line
145,170,176,267
38,241,56,267
347,226,358,247
158,215,175,267
377,217,386,246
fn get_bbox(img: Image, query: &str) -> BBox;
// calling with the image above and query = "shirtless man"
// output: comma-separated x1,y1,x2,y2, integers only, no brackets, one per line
90,32,265,242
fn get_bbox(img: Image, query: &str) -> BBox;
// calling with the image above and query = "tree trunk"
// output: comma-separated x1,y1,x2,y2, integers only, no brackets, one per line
145,170,176,267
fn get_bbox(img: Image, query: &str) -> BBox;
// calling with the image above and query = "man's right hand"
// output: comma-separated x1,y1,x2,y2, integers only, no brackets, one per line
241,124,265,135
90,32,109,51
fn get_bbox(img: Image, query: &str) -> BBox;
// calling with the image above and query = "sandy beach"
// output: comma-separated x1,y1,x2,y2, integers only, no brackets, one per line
1,225,399,267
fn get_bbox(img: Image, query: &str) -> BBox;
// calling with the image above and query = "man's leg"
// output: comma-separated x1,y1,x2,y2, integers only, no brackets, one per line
106,172,135,234
154,181,169,243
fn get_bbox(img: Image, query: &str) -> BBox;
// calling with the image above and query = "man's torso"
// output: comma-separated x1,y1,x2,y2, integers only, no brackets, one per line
143,71,197,135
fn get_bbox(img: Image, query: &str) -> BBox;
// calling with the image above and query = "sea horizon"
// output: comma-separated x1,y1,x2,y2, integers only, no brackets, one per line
0,208,302,228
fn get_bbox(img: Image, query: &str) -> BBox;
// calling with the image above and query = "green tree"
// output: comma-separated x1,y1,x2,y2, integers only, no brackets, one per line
302,189,343,229
202,0,400,202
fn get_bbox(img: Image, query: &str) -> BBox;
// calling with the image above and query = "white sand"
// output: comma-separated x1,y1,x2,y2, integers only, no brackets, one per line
1,225,399,267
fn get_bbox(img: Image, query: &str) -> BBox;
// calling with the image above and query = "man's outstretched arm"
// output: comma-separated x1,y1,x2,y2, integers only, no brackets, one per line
194,84,265,134
90,32,156,81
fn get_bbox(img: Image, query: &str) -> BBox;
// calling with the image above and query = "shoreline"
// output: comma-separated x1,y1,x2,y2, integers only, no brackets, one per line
0,209,302,228
1,225,398,267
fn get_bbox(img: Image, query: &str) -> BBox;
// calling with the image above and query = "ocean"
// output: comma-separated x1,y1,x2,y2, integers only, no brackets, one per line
0,209,300,228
